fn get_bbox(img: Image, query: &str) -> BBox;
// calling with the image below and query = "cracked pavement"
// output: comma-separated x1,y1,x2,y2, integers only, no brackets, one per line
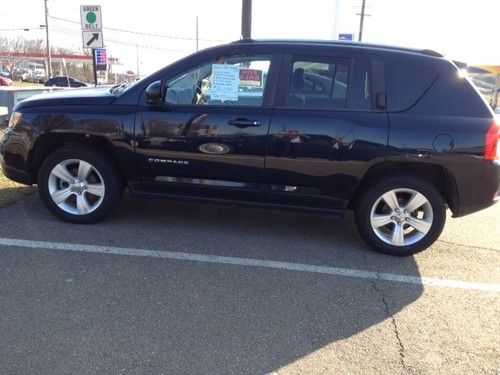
0,193,498,374
372,278,412,374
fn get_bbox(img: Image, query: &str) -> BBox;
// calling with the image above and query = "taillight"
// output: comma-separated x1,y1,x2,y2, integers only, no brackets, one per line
485,119,499,162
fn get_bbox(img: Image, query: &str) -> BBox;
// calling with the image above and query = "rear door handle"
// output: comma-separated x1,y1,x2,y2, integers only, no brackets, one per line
228,118,261,127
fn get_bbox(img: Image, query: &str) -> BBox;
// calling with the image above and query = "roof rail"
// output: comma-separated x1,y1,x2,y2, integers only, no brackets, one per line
230,39,445,58
231,39,255,43
420,49,444,57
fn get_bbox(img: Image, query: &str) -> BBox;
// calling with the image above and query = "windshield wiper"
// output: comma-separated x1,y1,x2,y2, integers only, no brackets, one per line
110,83,129,95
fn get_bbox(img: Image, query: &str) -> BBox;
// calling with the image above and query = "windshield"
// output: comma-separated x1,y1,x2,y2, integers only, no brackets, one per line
109,79,141,95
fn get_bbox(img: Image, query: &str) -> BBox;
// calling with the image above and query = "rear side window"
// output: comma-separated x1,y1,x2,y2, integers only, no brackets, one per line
285,57,374,111
287,59,350,110
385,63,438,111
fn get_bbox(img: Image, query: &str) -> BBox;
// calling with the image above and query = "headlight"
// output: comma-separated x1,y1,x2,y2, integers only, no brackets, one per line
7,111,22,129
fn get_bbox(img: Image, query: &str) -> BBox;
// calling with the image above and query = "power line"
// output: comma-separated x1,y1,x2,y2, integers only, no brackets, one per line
0,27,45,31
50,27,192,53
48,15,228,43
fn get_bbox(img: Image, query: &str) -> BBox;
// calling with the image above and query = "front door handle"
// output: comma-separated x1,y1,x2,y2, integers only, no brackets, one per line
228,118,261,127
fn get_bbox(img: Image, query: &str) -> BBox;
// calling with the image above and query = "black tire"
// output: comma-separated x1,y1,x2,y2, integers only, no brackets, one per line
354,176,446,256
37,145,123,223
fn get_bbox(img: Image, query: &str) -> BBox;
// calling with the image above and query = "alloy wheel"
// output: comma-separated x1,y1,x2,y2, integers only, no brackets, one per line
369,188,433,247
47,159,105,215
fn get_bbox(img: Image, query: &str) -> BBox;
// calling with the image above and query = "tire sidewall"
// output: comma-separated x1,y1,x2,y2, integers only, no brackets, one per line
355,176,446,256
37,145,122,223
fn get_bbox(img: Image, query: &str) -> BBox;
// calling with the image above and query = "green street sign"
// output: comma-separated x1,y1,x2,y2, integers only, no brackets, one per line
80,5,102,30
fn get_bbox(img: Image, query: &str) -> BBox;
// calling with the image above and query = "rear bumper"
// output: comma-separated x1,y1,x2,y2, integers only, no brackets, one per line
455,197,498,217
452,161,500,217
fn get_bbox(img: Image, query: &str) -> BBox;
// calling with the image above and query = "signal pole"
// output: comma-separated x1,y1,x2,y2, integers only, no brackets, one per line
44,0,52,77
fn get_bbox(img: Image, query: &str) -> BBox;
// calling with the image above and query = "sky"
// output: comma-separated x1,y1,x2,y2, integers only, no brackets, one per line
1,0,499,75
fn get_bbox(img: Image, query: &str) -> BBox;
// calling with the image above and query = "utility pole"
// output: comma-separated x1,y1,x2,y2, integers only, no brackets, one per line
195,16,199,52
241,0,252,40
358,0,366,42
44,0,52,77
332,0,340,40
136,44,140,77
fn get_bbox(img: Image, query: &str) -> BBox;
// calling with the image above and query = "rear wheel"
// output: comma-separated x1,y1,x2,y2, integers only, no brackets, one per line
37,145,123,223
354,176,446,256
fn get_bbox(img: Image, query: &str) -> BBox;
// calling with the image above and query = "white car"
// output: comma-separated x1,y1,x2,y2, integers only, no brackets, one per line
23,70,47,83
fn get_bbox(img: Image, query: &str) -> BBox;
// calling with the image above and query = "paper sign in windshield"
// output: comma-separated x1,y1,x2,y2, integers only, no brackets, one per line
210,64,240,101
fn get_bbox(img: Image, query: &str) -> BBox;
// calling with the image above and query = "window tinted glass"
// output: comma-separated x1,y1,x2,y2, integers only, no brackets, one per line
350,58,372,110
385,62,437,111
287,59,350,110
166,55,271,107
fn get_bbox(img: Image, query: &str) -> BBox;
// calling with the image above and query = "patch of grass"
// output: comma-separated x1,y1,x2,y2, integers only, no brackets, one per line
0,128,35,208
11,81,44,88
13,81,44,88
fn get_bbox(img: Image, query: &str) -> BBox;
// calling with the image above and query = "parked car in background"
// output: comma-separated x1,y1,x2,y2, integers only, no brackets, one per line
1,40,499,256
0,76,13,86
22,70,46,84
44,76,88,88
0,70,11,78
12,68,30,81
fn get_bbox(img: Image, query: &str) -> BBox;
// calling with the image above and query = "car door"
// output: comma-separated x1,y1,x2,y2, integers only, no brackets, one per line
264,51,389,213
135,52,281,202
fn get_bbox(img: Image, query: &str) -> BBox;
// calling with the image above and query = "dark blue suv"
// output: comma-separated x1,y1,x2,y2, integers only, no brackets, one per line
1,40,499,255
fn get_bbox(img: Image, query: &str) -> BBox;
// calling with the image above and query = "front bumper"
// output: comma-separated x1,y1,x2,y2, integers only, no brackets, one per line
0,158,32,185
0,132,33,185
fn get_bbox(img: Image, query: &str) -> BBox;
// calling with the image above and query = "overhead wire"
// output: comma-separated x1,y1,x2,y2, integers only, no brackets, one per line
50,26,193,53
48,15,229,43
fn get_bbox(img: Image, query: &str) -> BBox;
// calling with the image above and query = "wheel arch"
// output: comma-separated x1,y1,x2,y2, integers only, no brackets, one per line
349,161,459,215
28,132,126,184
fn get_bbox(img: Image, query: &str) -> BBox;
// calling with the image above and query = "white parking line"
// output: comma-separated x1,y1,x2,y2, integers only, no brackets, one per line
0,237,499,293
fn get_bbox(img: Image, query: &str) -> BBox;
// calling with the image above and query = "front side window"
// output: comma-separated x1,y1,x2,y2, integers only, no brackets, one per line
287,58,350,110
165,55,271,107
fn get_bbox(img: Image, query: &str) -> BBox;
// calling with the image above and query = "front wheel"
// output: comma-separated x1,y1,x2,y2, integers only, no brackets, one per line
354,176,446,256
37,145,123,223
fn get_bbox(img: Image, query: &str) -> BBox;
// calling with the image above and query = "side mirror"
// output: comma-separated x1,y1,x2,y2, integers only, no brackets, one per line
146,80,163,106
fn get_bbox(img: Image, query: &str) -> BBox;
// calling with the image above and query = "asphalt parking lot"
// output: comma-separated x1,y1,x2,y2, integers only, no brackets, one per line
0,193,498,374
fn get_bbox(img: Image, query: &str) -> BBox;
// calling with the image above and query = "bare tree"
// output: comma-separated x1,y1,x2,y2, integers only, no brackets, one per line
0,36,44,76
49,46,94,82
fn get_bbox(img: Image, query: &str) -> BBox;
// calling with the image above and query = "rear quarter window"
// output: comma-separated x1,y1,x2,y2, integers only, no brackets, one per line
386,63,438,112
